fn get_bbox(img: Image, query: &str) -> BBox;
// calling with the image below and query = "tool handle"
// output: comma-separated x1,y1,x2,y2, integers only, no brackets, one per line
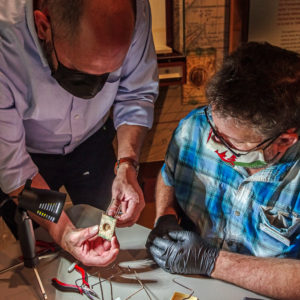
75,264,90,287
51,278,83,294
36,240,57,252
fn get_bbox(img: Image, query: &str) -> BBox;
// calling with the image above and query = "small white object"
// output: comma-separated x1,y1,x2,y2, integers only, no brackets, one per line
68,261,78,273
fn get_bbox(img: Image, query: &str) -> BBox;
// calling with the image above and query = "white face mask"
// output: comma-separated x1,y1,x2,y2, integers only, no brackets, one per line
206,129,279,169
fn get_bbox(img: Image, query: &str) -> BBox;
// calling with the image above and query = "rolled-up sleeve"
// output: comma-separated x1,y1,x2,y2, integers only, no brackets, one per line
113,0,159,129
0,73,38,193
161,128,182,187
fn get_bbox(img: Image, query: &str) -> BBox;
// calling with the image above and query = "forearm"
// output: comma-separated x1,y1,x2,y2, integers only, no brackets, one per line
116,124,148,160
26,209,74,247
109,124,148,226
155,172,177,221
212,250,300,300
8,173,48,198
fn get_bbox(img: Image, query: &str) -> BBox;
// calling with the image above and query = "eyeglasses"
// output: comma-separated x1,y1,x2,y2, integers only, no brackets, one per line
204,106,281,157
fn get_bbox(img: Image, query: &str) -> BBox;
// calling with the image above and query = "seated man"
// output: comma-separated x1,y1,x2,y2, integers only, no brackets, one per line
146,42,300,299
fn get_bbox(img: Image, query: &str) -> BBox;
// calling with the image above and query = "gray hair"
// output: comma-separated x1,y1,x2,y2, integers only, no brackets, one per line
206,42,300,137
42,0,84,42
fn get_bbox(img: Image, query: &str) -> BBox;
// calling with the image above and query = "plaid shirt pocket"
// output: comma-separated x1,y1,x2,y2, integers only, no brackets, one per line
259,205,300,247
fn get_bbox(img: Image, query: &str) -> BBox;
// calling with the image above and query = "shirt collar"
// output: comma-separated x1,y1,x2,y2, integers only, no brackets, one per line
25,0,48,67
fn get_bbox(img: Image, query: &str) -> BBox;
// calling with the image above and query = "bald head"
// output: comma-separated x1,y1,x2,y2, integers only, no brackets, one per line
41,0,135,74
80,0,135,47
74,0,135,73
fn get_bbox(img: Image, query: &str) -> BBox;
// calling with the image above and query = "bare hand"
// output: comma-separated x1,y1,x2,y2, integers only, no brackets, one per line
63,225,119,267
108,164,145,227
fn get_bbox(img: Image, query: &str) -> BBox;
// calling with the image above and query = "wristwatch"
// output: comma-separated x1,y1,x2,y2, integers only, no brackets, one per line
114,157,139,175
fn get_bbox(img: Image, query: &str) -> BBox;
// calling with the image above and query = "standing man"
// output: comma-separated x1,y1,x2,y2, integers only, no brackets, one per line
0,0,158,266
147,42,300,299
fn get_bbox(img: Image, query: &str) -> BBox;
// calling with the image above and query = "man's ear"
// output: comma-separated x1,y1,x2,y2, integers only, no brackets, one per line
276,128,298,152
34,10,50,40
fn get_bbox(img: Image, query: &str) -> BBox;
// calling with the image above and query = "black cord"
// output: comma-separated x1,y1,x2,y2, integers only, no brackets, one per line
0,197,11,209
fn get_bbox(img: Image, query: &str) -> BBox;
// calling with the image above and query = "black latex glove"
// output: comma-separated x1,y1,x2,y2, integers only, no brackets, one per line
148,230,220,276
145,214,182,249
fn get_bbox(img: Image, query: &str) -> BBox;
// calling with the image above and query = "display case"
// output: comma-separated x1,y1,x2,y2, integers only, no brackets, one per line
149,0,186,86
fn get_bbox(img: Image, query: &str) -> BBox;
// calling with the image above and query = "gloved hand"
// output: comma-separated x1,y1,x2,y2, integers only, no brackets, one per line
145,214,183,249
148,230,219,276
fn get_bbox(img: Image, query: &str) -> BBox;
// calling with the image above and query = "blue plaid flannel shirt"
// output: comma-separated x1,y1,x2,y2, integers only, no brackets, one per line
161,106,300,258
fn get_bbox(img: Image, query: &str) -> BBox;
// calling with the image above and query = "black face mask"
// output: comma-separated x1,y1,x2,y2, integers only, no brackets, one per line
50,35,109,99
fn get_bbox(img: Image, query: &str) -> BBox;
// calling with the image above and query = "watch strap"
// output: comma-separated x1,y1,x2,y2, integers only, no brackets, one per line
114,157,139,175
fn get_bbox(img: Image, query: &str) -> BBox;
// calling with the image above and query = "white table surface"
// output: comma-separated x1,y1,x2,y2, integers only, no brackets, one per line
0,205,272,300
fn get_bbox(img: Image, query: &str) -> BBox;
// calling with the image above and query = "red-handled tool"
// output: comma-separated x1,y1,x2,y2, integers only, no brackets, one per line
74,264,90,287
52,264,99,300
52,277,85,294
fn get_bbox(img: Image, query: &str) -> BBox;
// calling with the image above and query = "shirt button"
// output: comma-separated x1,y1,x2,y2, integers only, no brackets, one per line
234,211,240,216
74,114,80,119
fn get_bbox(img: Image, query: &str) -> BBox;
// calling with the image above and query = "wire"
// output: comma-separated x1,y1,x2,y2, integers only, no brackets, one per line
172,278,195,299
